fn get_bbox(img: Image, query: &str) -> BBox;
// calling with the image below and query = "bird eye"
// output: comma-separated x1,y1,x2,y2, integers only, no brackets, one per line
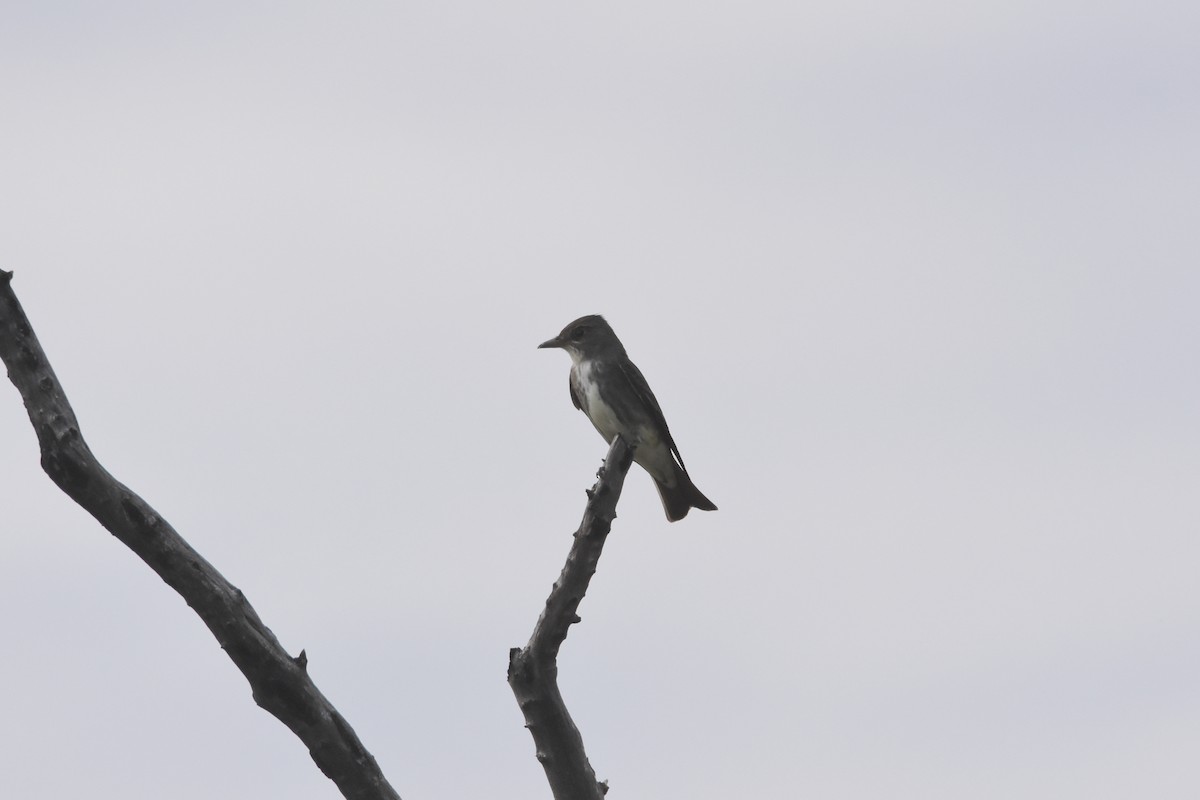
569,326,588,342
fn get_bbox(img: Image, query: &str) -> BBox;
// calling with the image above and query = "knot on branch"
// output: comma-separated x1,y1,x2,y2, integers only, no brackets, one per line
18,342,40,370
507,647,523,681
121,496,158,535
41,446,91,493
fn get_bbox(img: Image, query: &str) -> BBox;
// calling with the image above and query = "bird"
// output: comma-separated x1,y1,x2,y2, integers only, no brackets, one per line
538,314,717,522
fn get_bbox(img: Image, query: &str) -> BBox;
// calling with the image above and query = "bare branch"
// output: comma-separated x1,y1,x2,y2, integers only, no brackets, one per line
508,435,635,800
0,271,401,800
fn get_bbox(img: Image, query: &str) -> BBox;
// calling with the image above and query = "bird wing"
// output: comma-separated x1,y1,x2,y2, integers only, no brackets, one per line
569,370,583,411
617,358,689,474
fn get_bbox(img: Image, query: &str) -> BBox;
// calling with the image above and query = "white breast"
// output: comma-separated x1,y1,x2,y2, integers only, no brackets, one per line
577,361,623,442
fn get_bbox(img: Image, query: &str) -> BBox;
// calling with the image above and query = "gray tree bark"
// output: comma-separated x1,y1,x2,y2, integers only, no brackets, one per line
0,270,401,800
508,435,635,800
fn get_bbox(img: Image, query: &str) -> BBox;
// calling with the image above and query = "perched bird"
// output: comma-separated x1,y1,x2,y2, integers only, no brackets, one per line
539,314,717,522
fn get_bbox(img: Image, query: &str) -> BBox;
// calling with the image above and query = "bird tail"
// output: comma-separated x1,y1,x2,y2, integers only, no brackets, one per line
655,469,718,523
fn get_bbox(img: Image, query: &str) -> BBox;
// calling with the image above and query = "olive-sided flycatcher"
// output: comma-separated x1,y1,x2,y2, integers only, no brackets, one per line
539,314,717,522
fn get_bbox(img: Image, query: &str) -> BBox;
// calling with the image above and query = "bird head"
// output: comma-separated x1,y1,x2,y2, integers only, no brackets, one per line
538,314,624,362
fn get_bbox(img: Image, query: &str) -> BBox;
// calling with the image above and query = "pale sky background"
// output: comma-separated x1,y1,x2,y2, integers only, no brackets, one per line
2,2,1199,799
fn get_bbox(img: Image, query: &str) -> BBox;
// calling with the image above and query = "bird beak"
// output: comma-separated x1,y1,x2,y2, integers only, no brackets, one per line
538,336,562,349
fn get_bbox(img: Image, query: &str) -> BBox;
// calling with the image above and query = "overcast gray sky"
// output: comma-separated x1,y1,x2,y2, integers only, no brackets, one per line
2,2,1199,798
